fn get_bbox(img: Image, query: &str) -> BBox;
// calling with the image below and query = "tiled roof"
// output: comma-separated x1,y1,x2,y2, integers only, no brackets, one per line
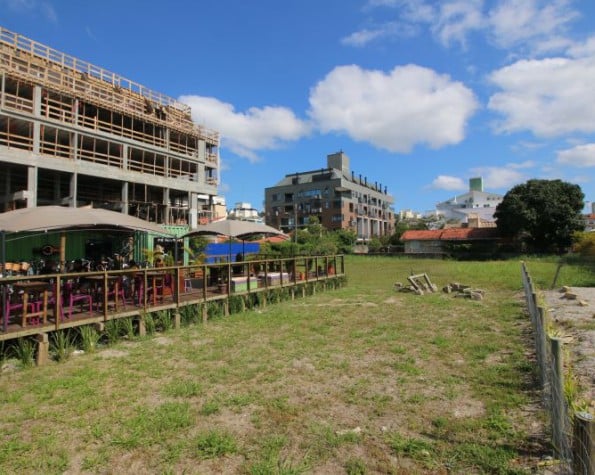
401,228,500,241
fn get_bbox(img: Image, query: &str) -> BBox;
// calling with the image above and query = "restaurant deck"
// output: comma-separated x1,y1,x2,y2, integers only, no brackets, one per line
1,255,345,343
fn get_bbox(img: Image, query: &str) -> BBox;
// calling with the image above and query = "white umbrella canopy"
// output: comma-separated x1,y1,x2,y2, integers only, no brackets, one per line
184,219,287,240
0,206,174,235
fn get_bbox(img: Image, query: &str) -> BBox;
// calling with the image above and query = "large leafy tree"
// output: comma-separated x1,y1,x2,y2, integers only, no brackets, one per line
494,179,584,253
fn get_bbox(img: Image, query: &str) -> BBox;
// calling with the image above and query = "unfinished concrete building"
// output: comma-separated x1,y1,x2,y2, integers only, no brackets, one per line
0,27,220,227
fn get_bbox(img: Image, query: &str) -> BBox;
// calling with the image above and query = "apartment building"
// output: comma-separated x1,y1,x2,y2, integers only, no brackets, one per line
264,152,394,240
0,27,220,227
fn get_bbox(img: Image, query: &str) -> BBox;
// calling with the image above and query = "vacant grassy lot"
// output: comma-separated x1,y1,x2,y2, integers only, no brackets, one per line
1,256,591,474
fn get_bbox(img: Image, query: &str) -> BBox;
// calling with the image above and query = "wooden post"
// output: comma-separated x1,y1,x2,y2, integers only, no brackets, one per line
534,307,546,387
174,310,181,329
572,412,595,475
550,337,566,459
137,315,146,337
35,333,49,366
202,304,208,324
573,412,594,475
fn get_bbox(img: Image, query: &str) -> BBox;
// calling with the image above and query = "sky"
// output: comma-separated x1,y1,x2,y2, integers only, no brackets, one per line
2,0,595,214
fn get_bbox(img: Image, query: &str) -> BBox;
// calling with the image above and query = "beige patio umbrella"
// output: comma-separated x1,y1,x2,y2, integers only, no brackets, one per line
1,206,175,332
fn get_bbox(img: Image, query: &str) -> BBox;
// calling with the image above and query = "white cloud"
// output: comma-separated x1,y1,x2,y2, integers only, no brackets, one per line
429,175,466,191
179,95,311,163
357,0,580,55
341,22,417,47
487,0,578,53
557,143,595,167
568,35,595,58
308,64,478,153
2,0,57,22
470,166,525,189
488,56,595,137
433,0,484,48
342,29,387,47
506,160,536,169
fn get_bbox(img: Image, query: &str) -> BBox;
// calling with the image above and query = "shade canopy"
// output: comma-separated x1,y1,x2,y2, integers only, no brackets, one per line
184,219,287,240
0,206,174,236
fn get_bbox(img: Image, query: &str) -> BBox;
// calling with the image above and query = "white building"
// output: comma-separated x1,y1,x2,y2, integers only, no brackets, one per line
436,177,503,224
228,202,262,223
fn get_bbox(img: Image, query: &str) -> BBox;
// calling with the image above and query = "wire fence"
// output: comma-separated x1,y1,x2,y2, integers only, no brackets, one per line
521,262,594,474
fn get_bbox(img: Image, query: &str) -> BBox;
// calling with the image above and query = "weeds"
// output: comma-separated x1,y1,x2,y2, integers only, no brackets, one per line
104,319,122,345
50,330,75,362
194,430,237,459
13,338,35,368
78,325,100,353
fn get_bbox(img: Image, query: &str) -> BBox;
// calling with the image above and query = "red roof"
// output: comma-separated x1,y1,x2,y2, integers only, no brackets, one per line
401,228,499,241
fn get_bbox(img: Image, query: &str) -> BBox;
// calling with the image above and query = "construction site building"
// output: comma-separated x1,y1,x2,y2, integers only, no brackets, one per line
0,27,220,227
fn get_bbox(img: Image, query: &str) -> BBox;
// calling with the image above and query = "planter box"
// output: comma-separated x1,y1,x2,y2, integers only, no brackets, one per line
258,272,290,286
231,276,258,292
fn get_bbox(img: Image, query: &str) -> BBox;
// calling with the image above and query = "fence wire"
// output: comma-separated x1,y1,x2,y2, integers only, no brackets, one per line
521,263,594,475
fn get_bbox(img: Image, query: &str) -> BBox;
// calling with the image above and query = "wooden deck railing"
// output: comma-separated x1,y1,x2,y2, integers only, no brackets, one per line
0,255,345,342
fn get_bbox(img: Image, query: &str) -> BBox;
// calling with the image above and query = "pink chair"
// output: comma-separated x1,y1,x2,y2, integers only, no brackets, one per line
65,281,93,318
4,299,38,325
106,278,127,311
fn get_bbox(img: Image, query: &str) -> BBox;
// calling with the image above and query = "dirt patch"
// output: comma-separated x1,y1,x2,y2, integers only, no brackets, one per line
98,348,129,359
542,286,595,408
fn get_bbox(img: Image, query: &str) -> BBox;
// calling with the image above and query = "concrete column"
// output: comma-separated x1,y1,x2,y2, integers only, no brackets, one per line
189,191,197,228
33,85,42,117
32,86,42,155
163,188,170,224
69,172,77,207
121,181,128,214
27,166,37,207
0,72,5,109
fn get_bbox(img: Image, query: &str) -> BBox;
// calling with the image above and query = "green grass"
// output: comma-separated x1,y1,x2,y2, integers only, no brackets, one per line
1,256,591,473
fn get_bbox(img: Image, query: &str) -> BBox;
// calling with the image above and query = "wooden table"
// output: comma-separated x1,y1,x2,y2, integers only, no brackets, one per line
137,271,168,306
13,281,50,327
85,275,121,311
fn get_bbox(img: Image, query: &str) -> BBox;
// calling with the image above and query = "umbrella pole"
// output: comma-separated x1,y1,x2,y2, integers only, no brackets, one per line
59,231,66,272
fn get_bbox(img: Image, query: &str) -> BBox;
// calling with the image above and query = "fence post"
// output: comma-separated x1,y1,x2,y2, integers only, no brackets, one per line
550,337,567,460
573,412,594,475
536,306,548,389
35,333,49,366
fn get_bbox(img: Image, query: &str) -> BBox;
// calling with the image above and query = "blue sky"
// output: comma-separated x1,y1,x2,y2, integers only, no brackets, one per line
2,0,595,214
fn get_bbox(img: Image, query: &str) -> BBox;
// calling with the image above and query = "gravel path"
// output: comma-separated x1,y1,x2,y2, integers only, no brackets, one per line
543,286,595,409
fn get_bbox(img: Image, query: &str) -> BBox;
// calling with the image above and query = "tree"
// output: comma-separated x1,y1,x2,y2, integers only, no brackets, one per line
494,179,584,253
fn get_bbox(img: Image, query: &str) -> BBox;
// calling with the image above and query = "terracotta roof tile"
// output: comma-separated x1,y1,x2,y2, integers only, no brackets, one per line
401,228,499,241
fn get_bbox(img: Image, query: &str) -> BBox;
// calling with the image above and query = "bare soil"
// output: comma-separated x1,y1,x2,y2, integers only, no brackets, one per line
543,286,595,409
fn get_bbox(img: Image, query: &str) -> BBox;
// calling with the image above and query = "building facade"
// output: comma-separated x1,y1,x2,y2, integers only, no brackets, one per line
0,27,220,227
264,152,394,240
228,202,263,223
436,177,503,224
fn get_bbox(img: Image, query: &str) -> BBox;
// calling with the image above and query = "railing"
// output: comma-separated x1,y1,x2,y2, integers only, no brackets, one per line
0,26,188,113
0,255,345,341
0,27,220,144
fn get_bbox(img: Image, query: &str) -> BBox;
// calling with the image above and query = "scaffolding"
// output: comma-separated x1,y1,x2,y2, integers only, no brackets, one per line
0,26,220,224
